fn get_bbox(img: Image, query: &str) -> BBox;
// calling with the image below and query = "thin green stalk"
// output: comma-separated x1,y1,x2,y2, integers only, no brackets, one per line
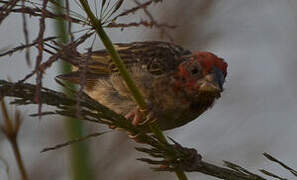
175,169,188,180
53,1,93,180
78,1,187,179
78,0,147,110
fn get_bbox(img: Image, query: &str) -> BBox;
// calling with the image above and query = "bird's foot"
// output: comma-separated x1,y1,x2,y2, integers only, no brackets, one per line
125,102,157,142
125,102,157,126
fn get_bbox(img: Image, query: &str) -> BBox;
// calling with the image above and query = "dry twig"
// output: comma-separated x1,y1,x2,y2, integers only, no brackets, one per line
0,80,286,180
0,98,28,180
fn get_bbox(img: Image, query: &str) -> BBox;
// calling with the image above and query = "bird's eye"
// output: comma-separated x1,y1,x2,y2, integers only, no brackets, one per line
191,67,199,74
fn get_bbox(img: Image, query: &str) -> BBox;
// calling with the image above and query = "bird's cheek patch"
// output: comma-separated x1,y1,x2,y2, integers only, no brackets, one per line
177,63,191,79
185,79,199,93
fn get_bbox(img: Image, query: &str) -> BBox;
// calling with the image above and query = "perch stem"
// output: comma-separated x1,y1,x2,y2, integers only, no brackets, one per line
78,1,187,179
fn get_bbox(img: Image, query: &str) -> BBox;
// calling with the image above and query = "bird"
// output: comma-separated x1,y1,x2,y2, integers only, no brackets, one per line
57,41,228,131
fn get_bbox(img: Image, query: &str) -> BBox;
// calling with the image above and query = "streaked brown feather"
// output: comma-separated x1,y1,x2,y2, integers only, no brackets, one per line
64,41,192,78
58,41,192,88
56,71,108,90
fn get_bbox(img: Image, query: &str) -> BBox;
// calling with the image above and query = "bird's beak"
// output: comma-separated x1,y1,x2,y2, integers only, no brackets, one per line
198,68,224,93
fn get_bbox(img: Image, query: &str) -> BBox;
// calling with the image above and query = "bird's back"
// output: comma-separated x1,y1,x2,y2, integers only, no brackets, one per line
85,41,192,76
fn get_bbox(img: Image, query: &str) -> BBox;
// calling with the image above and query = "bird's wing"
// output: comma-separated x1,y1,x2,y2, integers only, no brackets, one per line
85,41,192,75
111,41,192,75
57,41,192,88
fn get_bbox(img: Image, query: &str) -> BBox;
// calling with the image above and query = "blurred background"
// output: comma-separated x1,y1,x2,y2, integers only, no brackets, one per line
1,0,297,179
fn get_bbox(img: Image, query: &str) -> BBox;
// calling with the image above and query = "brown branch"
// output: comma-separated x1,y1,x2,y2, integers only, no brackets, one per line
18,32,93,83
138,140,266,180
0,4,83,24
1,80,295,180
0,36,56,57
65,0,74,42
76,48,91,119
134,0,174,41
113,0,162,20
194,161,264,180
106,20,176,30
0,80,138,134
0,0,20,24
41,131,108,153
104,0,175,39
263,152,297,177
21,0,30,66
259,169,286,180
0,99,28,180
34,0,48,118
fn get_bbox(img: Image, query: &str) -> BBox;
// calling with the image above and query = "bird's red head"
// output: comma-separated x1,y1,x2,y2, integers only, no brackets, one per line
175,51,228,97
193,52,227,77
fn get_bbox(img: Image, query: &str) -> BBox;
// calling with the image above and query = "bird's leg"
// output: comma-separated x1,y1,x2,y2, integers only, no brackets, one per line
125,101,157,126
125,101,158,142
125,106,144,126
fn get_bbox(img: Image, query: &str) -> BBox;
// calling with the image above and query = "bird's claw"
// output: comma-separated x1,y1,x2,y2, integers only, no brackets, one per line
125,102,157,142
125,102,157,127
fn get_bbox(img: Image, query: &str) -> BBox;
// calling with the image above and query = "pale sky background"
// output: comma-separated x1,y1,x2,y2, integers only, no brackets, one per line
0,0,297,180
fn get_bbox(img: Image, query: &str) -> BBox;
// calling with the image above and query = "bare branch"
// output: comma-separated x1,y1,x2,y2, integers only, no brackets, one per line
0,2,84,24
0,99,28,180
18,32,93,83
106,20,176,30
0,0,20,24
134,0,174,41
259,169,287,180
263,153,297,177
41,131,108,153
113,0,162,20
137,139,266,180
1,80,296,180
0,36,56,58
31,0,49,119
21,0,30,66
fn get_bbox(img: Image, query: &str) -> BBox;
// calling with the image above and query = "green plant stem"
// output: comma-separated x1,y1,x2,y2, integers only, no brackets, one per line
175,169,188,180
78,0,147,110
78,1,187,179
54,1,93,180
